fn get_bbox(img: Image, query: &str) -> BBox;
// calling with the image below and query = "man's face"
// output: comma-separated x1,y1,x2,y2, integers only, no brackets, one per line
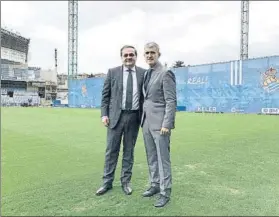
121,47,137,67
144,47,160,67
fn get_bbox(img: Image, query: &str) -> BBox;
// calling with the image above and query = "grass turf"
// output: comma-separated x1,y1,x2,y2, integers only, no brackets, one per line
1,107,279,216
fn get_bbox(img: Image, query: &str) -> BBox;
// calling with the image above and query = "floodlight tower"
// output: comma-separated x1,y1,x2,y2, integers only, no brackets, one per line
240,1,249,60
68,0,78,80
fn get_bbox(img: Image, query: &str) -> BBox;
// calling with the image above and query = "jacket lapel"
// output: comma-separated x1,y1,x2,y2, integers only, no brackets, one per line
119,65,123,103
135,66,142,95
143,70,148,97
145,63,162,95
145,71,159,95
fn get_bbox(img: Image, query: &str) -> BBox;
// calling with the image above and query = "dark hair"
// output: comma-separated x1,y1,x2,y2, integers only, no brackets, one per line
120,45,137,56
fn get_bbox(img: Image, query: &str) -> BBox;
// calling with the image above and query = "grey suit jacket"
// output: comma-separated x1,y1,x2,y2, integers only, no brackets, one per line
101,65,146,129
141,62,177,130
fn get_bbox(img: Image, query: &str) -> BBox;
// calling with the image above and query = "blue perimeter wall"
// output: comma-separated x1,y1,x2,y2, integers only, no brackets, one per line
68,55,279,114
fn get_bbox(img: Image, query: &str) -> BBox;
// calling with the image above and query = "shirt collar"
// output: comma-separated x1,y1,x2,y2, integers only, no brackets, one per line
123,65,136,72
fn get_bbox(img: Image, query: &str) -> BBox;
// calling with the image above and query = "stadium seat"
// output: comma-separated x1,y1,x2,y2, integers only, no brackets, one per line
1,87,40,106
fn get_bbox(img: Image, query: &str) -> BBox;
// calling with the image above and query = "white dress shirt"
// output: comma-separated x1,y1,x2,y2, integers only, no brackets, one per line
122,66,139,110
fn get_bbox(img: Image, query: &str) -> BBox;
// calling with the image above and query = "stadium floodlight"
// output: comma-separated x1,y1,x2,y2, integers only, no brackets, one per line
68,0,78,80
240,1,249,60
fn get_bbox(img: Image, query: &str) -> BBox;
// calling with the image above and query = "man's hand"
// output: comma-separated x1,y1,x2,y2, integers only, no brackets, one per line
160,127,169,135
102,116,109,127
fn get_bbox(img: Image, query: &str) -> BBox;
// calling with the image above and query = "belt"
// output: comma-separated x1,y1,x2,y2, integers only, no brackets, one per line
122,109,139,114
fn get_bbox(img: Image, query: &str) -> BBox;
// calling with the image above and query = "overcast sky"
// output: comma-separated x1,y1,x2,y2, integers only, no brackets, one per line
1,1,279,74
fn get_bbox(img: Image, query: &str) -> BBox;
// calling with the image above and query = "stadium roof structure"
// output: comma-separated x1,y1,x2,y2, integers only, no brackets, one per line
1,28,30,54
1,28,30,43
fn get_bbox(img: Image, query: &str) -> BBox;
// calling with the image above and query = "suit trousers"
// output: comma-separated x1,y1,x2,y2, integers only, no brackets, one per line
142,119,172,198
102,110,140,186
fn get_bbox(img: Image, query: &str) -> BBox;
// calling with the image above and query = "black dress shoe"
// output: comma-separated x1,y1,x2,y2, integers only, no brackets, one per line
154,194,170,207
142,187,160,197
95,185,112,196
122,183,132,195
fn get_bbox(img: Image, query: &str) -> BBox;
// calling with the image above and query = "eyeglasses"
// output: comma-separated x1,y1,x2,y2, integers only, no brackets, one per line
123,53,135,58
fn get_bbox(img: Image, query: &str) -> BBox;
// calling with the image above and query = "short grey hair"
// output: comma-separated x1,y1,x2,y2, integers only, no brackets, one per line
144,42,160,53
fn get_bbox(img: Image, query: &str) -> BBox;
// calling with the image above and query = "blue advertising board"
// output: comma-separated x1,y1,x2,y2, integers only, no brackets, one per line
68,55,279,114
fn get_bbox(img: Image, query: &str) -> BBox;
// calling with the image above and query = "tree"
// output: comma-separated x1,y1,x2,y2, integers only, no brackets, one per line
172,60,186,68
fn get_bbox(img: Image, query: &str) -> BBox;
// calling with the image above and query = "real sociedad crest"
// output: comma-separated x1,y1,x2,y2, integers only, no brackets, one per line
261,67,279,93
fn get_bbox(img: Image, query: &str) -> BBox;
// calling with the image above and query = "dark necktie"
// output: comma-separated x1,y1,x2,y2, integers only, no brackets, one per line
144,68,153,91
125,69,133,110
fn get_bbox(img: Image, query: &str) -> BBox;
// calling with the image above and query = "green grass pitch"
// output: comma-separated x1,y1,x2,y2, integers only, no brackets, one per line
1,107,279,216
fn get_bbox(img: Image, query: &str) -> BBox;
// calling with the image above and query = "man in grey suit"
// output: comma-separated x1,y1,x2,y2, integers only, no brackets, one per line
96,45,145,196
141,42,177,207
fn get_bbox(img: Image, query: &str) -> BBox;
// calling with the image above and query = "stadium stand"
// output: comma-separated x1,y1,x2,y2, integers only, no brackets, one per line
1,87,40,107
